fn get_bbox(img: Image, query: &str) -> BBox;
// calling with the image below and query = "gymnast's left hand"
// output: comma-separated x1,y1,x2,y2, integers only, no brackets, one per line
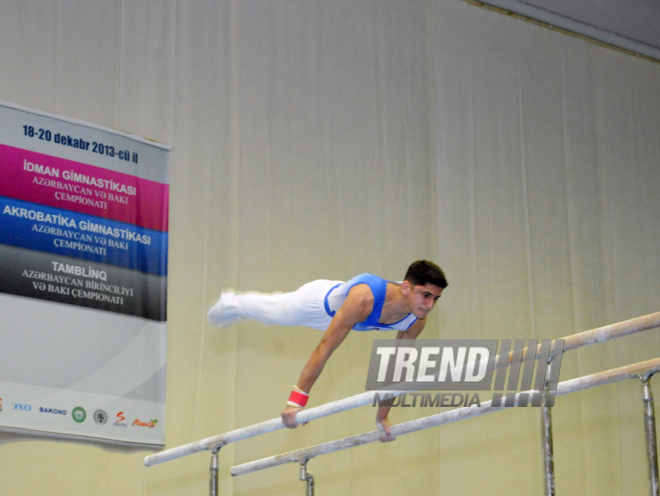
281,405,304,428
376,417,396,442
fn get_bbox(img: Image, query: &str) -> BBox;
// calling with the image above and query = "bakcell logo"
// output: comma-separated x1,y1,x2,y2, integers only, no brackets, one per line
114,411,127,427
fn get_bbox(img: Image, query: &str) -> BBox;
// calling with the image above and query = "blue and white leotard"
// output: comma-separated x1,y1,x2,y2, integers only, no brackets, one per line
324,273,417,331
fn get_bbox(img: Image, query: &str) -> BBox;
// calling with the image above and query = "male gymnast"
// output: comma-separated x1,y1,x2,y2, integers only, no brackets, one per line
208,260,448,441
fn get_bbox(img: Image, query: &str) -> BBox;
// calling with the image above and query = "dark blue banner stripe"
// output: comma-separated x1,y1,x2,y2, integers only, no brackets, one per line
0,196,167,275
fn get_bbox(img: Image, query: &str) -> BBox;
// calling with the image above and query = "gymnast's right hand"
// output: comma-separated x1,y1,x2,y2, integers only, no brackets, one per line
281,405,303,428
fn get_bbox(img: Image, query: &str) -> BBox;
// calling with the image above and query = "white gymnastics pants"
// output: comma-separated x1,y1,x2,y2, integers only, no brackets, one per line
207,279,347,330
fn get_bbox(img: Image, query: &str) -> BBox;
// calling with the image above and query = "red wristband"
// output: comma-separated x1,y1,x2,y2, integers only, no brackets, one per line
288,388,309,408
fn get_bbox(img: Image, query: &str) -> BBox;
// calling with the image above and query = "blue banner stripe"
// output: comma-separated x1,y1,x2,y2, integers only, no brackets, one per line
0,196,167,275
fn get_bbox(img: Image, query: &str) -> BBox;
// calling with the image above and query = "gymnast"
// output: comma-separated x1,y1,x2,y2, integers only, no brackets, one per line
208,260,448,441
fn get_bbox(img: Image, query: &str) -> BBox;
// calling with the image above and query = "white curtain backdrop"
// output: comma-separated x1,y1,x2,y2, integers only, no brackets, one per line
0,0,658,494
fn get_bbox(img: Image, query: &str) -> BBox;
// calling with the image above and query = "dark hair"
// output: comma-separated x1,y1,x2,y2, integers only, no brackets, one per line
404,260,448,289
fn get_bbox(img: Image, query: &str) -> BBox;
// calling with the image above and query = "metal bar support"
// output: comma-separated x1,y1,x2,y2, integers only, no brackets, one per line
540,343,562,496
541,383,555,496
299,459,314,496
640,373,659,496
209,447,220,496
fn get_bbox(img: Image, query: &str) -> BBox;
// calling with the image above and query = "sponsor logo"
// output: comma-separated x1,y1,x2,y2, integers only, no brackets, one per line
0,397,3,412
12,403,32,412
94,410,108,425
366,339,564,408
71,406,86,423
132,418,158,428
113,411,127,427
39,407,68,416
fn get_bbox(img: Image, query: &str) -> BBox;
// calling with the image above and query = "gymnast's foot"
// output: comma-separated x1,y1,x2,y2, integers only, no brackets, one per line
207,290,245,328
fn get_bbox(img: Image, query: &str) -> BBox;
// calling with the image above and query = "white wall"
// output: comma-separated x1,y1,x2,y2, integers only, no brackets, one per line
0,0,659,494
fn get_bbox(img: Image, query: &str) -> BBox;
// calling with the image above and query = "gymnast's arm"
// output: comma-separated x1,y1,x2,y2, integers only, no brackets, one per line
281,284,374,428
375,318,426,442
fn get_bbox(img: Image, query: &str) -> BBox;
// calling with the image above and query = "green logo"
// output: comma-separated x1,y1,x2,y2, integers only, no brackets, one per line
72,406,86,423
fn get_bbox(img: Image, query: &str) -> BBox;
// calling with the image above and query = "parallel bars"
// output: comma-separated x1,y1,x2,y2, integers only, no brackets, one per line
230,357,660,476
144,311,660,468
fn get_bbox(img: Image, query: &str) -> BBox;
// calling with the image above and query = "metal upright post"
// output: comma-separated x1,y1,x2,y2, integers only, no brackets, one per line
541,368,555,496
299,459,315,496
209,448,220,496
539,339,564,496
640,373,659,496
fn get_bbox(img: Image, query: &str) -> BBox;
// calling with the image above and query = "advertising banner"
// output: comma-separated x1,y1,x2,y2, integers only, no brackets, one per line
0,101,169,447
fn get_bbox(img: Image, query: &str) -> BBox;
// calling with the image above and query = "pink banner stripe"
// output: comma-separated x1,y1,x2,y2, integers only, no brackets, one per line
0,143,168,232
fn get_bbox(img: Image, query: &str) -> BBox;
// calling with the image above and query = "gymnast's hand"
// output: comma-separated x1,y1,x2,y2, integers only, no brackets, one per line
281,405,304,428
376,417,396,442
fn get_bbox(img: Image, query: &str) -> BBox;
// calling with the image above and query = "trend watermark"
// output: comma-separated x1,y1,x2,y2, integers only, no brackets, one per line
365,339,564,408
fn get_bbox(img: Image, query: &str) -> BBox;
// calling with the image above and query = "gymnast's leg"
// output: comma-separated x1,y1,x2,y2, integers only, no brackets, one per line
207,279,341,330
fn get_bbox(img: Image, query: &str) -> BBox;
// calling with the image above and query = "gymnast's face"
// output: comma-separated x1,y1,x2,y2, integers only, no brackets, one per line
407,283,443,319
